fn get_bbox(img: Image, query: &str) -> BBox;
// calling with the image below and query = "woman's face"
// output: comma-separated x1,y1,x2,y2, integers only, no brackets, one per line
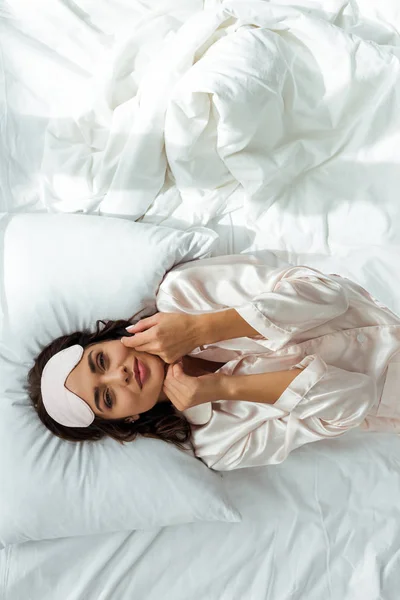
65,340,167,421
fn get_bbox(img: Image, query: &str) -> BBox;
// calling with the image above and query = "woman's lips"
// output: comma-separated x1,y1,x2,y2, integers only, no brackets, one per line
133,358,142,389
137,359,148,387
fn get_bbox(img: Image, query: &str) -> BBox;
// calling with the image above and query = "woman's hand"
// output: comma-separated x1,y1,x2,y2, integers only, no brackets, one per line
162,361,227,412
121,313,203,363
121,309,260,364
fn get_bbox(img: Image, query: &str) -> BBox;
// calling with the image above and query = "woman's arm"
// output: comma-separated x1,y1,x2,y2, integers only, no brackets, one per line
157,255,349,352
221,369,304,404
164,364,304,410
196,308,260,345
178,356,376,471
124,255,349,362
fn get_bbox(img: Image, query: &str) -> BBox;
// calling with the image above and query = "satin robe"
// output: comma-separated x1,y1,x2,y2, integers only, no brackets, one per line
156,254,400,471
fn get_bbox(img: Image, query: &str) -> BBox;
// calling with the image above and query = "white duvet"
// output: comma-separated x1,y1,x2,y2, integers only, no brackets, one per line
39,0,400,237
2,0,400,598
2,0,400,313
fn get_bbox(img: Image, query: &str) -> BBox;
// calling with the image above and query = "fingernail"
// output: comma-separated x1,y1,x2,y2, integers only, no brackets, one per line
126,325,135,331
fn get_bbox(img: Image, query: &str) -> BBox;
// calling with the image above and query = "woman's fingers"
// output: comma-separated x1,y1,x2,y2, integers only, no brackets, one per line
165,362,182,381
123,313,198,363
172,362,185,379
120,330,154,348
126,316,157,333
121,339,180,363
164,364,175,380
163,378,182,404
121,338,167,361
164,363,184,391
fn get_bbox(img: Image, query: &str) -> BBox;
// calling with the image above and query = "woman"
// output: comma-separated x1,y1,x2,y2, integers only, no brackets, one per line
28,254,400,470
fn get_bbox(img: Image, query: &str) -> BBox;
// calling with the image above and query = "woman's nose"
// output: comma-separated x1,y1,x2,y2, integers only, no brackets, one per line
104,366,129,385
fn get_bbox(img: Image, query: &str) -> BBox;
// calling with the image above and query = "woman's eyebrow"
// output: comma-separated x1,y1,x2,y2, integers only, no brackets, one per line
88,351,103,412
94,388,102,413
88,351,96,374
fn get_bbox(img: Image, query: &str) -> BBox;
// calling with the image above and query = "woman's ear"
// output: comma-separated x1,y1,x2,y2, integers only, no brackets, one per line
125,415,140,423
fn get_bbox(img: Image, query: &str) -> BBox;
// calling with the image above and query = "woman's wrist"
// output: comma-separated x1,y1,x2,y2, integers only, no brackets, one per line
208,373,250,402
217,369,303,405
219,374,241,401
203,373,228,403
195,309,259,347
214,373,236,401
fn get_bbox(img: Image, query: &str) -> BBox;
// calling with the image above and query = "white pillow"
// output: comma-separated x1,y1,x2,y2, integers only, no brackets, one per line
0,213,218,361
0,213,240,546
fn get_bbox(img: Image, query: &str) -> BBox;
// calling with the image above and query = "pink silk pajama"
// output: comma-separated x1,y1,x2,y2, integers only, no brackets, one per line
156,254,400,470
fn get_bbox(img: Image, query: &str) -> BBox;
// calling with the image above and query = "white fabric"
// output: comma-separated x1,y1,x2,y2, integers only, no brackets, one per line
0,213,217,362
0,399,239,547
2,430,400,599
33,0,400,232
2,0,400,316
2,0,400,598
156,254,400,469
0,214,241,546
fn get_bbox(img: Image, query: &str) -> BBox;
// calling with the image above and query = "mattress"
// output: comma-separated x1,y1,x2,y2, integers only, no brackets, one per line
2,1,400,598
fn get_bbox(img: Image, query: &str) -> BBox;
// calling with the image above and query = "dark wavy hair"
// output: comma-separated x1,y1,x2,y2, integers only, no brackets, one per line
27,318,192,450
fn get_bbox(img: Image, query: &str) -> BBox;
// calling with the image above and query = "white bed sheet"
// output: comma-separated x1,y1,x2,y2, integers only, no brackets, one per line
2,1,400,598
2,431,400,600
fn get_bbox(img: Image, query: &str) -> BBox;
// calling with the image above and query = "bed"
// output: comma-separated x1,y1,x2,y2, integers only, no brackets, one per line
2,432,400,600
1,1,400,598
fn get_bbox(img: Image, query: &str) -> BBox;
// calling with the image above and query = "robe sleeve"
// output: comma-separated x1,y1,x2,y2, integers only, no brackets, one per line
199,354,376,471
157,254,349,351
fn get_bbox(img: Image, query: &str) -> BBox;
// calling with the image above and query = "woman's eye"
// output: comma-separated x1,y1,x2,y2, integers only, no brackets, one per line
105,390,113,409
99,353,106,370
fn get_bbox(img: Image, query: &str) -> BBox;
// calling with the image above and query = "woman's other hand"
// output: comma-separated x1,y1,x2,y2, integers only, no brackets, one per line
162,361,226,412
120,312,203,364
